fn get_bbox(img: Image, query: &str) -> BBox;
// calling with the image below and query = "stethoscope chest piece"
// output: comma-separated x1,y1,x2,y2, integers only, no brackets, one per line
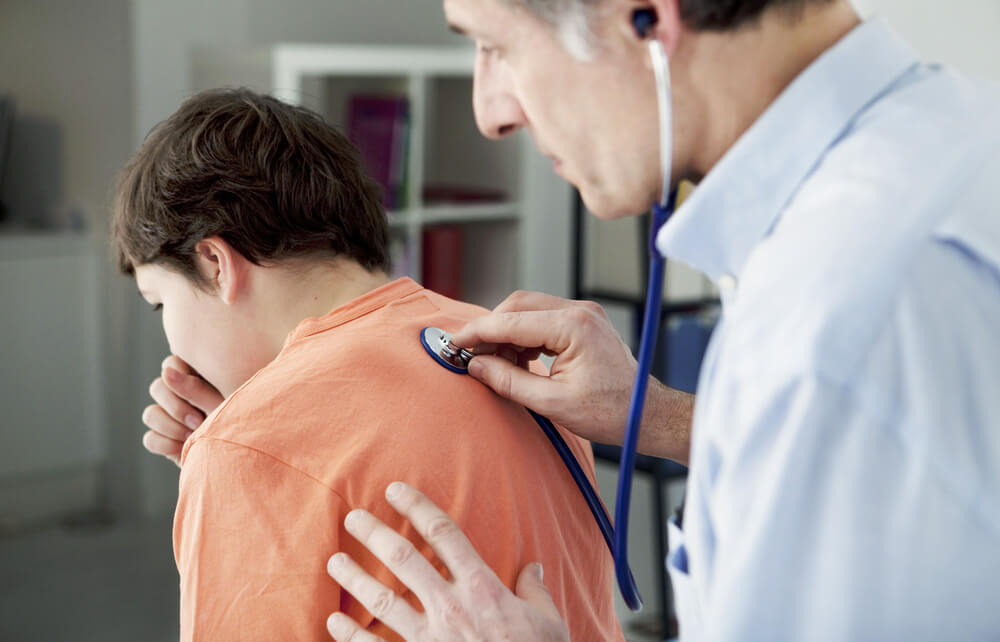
420,327,475,374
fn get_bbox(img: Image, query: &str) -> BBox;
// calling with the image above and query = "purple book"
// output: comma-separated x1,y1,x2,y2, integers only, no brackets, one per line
347,95,409,210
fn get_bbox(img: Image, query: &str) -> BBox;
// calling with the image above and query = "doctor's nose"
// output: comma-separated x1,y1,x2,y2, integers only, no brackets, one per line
472,61,527,140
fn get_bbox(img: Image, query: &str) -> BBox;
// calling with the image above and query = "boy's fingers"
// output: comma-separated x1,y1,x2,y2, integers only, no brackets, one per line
148,378,204,430
142,430,184,464
162,366,224,415
162,354,194,374
326,612,385,642
141,404,194,443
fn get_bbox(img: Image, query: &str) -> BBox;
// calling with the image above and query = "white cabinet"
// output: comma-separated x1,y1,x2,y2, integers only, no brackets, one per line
192,44,573,308
0,234,104,526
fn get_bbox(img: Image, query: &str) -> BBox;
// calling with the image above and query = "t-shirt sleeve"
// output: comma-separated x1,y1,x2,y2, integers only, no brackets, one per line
173,437,408,642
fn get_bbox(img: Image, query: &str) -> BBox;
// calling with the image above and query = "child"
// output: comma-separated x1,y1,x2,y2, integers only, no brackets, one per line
112,88,623,642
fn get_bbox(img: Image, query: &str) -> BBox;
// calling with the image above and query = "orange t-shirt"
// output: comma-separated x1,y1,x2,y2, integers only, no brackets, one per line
174,278,624,641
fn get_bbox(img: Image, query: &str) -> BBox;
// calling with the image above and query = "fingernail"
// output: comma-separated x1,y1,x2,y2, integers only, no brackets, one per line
185,414,201,430
385,482,404,501
344,510,363,530
164,367,181,384
468,358,484,378
327,553,346,573
536,563,544,581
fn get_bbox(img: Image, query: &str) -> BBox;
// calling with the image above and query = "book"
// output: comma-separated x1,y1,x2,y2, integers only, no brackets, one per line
422,224,464,300
347,95,410,211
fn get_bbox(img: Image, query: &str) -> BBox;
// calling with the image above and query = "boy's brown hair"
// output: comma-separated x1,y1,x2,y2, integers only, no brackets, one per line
112,88,389,285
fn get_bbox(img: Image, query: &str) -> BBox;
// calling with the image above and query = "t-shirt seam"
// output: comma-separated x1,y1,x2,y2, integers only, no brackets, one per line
186,435,355,510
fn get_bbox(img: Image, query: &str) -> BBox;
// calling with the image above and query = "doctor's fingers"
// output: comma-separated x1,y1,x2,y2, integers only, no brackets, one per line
465,354,558,412
326,554,423,639
160,364,224,416
451,306,607,357
382,482,506,588
327,613,385,642
492,290,608,318
141,429,182,468
342,508,452,599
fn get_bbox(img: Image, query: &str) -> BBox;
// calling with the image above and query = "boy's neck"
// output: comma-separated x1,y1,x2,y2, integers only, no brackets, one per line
248,258,393,355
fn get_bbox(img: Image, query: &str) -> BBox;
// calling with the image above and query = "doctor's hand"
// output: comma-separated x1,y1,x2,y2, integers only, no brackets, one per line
326,482,570,642
141,355,223,466
450,291,692,463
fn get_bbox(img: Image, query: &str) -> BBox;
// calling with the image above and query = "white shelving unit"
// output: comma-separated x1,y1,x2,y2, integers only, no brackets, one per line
192,44,573,309
0,232,105,528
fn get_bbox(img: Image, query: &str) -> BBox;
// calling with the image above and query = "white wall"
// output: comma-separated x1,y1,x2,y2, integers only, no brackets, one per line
852,0,1000,82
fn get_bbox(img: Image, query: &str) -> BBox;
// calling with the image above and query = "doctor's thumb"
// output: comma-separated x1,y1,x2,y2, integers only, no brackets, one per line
467,355,547,409
514,563,561,620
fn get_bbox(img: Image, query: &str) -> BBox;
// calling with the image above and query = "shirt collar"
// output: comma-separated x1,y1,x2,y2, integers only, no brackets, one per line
655,19,920,283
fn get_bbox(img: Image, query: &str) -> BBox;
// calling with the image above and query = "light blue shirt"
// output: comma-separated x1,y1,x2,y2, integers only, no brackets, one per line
656,19,1000,641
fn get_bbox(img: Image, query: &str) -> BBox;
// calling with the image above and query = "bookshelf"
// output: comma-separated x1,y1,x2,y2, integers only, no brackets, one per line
192,44,569,309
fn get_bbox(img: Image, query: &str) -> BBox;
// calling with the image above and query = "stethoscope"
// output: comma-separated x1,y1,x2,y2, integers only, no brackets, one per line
421,10,673,612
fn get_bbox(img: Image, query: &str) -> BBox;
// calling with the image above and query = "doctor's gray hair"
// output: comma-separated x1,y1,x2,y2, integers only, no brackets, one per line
508,0,835,58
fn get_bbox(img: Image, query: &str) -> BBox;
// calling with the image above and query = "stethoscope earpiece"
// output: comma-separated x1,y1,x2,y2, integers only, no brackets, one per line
632,8,659,39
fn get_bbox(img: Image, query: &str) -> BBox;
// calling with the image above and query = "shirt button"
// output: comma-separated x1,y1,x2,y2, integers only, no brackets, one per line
718,274,737,292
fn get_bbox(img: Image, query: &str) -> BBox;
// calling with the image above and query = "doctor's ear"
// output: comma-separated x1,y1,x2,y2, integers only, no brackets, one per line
193,237,249,305
627,1,683,54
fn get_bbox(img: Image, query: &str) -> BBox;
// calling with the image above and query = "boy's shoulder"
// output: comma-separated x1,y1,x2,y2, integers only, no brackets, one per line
182,283,491,465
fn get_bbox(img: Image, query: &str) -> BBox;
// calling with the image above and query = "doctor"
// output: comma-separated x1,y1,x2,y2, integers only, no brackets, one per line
321,0,1000,638
142,0,1000,639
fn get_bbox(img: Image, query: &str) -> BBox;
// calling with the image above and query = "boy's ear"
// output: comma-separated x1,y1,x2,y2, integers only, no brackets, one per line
193,237,249,305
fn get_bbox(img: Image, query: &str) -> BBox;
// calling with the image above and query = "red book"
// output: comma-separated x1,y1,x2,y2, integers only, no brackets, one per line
347,95,409,210
422,225,464,300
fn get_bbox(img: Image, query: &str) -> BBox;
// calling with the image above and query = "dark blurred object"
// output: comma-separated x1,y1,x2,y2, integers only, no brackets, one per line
1,110,66,230
422,183,506,205
653,311,716,394
0,94,13,224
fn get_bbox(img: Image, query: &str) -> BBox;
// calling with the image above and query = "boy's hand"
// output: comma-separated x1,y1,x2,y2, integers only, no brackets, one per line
142,355,224,467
